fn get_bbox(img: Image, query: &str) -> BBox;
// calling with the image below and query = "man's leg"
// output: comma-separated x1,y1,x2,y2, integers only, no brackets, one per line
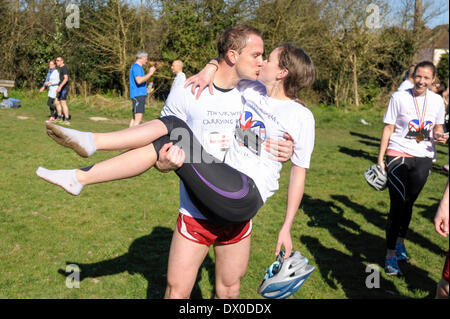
165,225,210,299
61,100,70,120
55,98,62,118
130,96,145,127
436,278,449,299
214,235,251,299
132,112,144,127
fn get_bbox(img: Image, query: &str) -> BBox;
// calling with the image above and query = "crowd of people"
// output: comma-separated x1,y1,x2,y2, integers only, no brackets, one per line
36,24,448,299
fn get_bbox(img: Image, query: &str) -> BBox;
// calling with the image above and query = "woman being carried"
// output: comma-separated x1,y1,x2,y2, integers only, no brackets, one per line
36,43,315,253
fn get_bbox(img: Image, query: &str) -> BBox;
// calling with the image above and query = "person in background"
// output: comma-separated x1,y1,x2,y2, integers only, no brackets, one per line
430,79,449,171
39,59,60,122
169,60,186,93
434,182,449,299
377,61,447,277
397,65,415,91
55,56,71,125
129,50,156,127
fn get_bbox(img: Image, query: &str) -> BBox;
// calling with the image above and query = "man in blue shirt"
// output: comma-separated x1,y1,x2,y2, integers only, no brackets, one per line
129,50,156,127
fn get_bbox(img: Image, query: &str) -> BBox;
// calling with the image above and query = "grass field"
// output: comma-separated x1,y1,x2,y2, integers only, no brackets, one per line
0,91,448,299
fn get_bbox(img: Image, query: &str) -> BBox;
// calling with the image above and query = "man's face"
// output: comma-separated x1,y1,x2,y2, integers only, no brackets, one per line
56,58,63,67
171,61,180,74
234,34,264,81
413,66,434,96
138,56,148,66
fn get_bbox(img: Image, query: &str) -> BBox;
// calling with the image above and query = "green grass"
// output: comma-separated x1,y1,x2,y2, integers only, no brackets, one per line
0,92,448,299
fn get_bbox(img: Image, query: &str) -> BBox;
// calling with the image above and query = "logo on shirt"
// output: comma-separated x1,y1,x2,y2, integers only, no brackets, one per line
235,111,266,155
405,119,433,141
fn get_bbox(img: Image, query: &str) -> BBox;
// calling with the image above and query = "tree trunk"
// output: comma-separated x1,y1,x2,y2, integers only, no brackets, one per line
351,54,359,108
121,70,128,99
140,0,144,49
414,0,423,34
116,0,129,98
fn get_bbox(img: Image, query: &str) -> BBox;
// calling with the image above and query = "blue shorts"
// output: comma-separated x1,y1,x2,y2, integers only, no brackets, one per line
56,87,69,101
132,96,146,114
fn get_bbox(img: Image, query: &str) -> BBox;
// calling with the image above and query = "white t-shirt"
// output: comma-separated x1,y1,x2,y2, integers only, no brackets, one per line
224,80,315,202
397,80,414,91
48,69,60,99
384,88,445,158
170,72,186,93
161,84,243,219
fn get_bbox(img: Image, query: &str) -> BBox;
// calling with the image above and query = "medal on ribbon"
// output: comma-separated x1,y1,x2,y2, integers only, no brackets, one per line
412,91,427,143
415,132,425,143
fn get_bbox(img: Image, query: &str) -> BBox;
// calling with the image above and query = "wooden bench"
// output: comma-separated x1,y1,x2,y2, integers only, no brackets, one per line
0,80,15,88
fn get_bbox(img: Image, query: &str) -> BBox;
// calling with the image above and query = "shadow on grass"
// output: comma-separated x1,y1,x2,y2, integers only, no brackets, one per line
300,194,439,298
348,131,448,178
58,226,215,299
331,195,445,257
338,146,377,163
349,131,380,142
415,197,441,224
431,163,449,177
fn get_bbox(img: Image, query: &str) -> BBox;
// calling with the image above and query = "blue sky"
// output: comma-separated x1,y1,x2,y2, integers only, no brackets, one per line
389,0,449,28
130,0,449,28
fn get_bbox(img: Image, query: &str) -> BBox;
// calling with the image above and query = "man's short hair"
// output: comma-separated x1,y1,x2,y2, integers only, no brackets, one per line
217,24,261,60
136,50,148,60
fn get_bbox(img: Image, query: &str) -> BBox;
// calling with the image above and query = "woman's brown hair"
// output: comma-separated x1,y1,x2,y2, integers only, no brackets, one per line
277,43,315,103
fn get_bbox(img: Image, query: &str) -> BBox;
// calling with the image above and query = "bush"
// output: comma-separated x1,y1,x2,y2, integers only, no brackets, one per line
437,53,449,86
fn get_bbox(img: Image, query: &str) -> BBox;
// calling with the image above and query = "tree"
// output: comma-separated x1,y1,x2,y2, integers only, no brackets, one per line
75,0,141,97
312,0,392,107
437,53,449,86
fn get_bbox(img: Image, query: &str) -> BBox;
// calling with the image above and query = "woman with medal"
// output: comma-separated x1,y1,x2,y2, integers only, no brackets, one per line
377,61,447,276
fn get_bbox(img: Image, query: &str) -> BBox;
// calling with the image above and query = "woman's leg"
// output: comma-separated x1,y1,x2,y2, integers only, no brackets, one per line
40,115,263,223
47,97,57,118
46,119,168,157
398,157,432,239
36,143,158,195
93,120,167,150
76,143,158,185
153,116,264,223
385,156,408,256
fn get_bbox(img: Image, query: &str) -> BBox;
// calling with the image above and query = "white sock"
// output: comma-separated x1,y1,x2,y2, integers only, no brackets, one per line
36,167,83,196
47,124,96,157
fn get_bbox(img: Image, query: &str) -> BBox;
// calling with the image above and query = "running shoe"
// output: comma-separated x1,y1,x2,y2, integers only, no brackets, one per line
444,165,449,172
396,242,409,261
385,256,402,276
47,116,56,122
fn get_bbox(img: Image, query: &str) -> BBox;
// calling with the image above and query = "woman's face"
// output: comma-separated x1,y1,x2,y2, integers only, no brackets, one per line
413,66,434,96
430,82,440,94
257,47,283,85
49,62,55,69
